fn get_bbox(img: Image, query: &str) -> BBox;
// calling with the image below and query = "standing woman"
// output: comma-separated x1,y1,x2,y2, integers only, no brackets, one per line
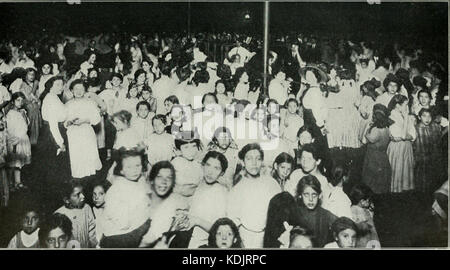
387,95,416,193
17,68,41,145
64,79,102,179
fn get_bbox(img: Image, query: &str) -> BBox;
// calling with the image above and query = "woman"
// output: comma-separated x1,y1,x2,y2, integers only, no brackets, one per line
387,95,416,193
65,79,102,179
376,73,404,107
232,67,250,101
358,78,381,143
361,104,392,194
17,68,41,145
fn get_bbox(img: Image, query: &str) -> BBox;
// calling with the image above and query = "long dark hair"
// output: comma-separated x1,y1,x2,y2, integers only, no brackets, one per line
207,218,242,248
40,76,64,102
368,104,394,133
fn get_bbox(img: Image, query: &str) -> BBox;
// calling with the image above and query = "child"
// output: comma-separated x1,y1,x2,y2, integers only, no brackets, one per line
281,98,304,150
139,84,157,113
324,217,358,248
214,80,233,108
414,108,443,193
118,82,140,117
90,180,111,247
289,226,314,249
130,101,154,145
0,110,8,206
412,90,432,116
6,92,31,190
7,206,41,248
111,110,143,150
145,114,175,166
38,213,73,249
100,73,127,116
203,218,242,248
164,95,180,126
54,181,97,248
100,149,152,248
349,184,380,249
271,152,295,191
321,164,353,219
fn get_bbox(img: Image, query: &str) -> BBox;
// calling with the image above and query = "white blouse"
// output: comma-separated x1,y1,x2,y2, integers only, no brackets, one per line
42,93,67,146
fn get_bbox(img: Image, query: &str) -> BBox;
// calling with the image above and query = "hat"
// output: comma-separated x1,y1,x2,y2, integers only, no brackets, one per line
383,73,402,90
299,63,330,85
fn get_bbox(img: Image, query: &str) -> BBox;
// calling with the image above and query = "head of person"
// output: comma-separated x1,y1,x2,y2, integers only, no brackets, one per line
69,79,87,99
216,64,232,80
299,143,321,174
152,114,167,135
110,72,123,87
202,93,219,109
42,75,64,99
412,76,428,92
41,62,53,76
238,143,264,177
266,99,279,116
272,64,287,81
149,161,176,198
370,104,394,131
202,151,228,184
230,53,241,64
272,153,294,181
142,60,153,73
140,85,153,101
349,183,374,209
215,80,229,96
175,64,192,82
208,218,242,248
360,79,381,101
212,126,234,151
234,67,248,84
418,108,433,126
383,74,401,95
134,69,147,84
164,95,179,114
127,82,139,99
38,213,72,249
86,53,96,64
289,226,314,249
329,163,349,187
387,94,408,114
87,67,99,79
22,67,36,83
417,89,431,107
296,126,314,147
331,217,358,248
136,101,151,119
113,147,147,181
11,92,26,109
111,110,132,131
296,174,322,210
62,180,85,209
91,180,111,209
285,98,299,114
174,131,202,161
87,77,102,93
170,104,185,122
360,58,369,69
20,206,40,235
192,69,210,86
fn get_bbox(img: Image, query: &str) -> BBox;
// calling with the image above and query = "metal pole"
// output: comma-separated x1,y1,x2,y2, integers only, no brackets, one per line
263,1,269,95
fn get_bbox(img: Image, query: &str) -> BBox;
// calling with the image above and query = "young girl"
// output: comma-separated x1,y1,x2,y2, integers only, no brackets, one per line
324,217,358,248
321,164,353,219
7,206,41,248
55,181,97,248
349,184,380,249
91,180,111,246
414,108,443,194
271,152,295,191
6,92,31,190
281,98,304,150
203,218,243,248
64,79,102,179
145,114,175,166
130,101,154,144
100,149,152,248
38,62,56,99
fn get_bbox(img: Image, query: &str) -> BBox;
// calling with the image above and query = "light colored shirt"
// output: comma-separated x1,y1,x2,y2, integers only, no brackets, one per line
55,204,97,248
321,186,353,219
268,78,289,105
41,93,67,146
7,229,40,248
302,86,327,127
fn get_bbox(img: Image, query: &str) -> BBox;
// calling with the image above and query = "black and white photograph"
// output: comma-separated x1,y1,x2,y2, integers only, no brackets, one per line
0,0,448,253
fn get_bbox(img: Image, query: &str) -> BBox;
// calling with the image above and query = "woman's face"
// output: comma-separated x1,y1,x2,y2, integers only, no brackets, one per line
397,101,408,114
153,168,174,197
336,229,357,248
275,162,292,180
300,186,319,210
203,157,223,184
164,101,174,114
142,61,151,72
137,73,146,84
215,225,236,248
14,97,24,109
111,77,122,87
216,83,226,95
287,101,298,114
45,228,69,249
72,83,86,98
244,149,263,177
120,156,143,181
42,64,51,75
92,186,106,208
88,54,96,64
26,71,35,82
387,82,398,95
129,87,138,98
137,104,150,119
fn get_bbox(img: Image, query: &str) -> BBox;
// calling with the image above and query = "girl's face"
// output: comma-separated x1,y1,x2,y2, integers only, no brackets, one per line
42,64,51,75
142,61,151,72
300,186,319,210
88,54,96,64
137,105,150,119
397,101,408,114
418,92,431,106
336,229,357,248
92,186,106,208
216,83,226,95
420,112,432,126
72,83,86,98
111,77,122,87
112,118,129,131
180,142,199,161
22,211,39,235
203,157,223,184
137,73,146,84
14,97,24,109
387,82,398,95
129,87,138,98
26,71,35,82
275,162,292,180
361,62,368,69
153,119,166,134
287,101,298,114
244,149,263,177
164,101,174,114
216,131,231,150
120,156,143,181
215,225,236,248
298,130,313,146
45,228,69,249
141,90,151,101
153,168,174,197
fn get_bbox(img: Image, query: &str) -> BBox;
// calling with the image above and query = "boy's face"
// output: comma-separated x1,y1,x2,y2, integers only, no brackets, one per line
92,186,106,208
216,131,231,150
418,92,431,106
420,112,432,126
22,211,39,234
120,156,143,181
244,149,263,177
288,101,298,114
336,229,357,248
387,82,398,95
300,186,319,210
46,228,69,249
180,142,199,161
137,105,150,119
142,90,151,101
68,186,85,209
215,225,236,248
153,168,174,197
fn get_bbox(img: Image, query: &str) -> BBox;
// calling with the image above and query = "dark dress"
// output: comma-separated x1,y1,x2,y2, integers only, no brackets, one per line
362,126,392,194
298,203,337,248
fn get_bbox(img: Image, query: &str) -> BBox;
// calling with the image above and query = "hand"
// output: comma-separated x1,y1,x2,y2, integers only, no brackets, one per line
278,221,294,248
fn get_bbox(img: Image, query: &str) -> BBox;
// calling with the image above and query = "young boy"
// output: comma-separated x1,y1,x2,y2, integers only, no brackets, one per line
55,181,97,248
8,206,41,248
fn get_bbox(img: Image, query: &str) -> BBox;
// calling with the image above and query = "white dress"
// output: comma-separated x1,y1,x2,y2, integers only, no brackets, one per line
65,98,102,178
6,110,31,168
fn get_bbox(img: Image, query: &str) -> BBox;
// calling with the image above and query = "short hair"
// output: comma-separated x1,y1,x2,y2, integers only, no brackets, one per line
38,213,73,247
207,218,242,248
113,147,147,176
164,95,179,105
152,114,167,126
418,108,432,118
91,180,112,194
285,98,299,108
216,64,232,80
136,101,151,111
174,131,202,150
202,93,218,105
11,92,26,103
69,79,86,91
202,151,228,174
417,89,431,99
387,94,408,112
273,152,294,171
149,160,176,183
296,174,322,197
331,217,358,236
110,72,123,82
238,143,264,161
111,110,132,126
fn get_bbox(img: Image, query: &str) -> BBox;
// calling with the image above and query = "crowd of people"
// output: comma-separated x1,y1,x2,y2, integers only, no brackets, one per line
0,28,448,249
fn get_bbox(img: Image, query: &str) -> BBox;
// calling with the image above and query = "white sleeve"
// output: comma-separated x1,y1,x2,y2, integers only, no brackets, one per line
7,235,17,248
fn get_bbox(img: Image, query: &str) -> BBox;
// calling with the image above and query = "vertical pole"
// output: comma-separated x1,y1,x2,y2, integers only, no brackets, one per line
263,1,269,95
